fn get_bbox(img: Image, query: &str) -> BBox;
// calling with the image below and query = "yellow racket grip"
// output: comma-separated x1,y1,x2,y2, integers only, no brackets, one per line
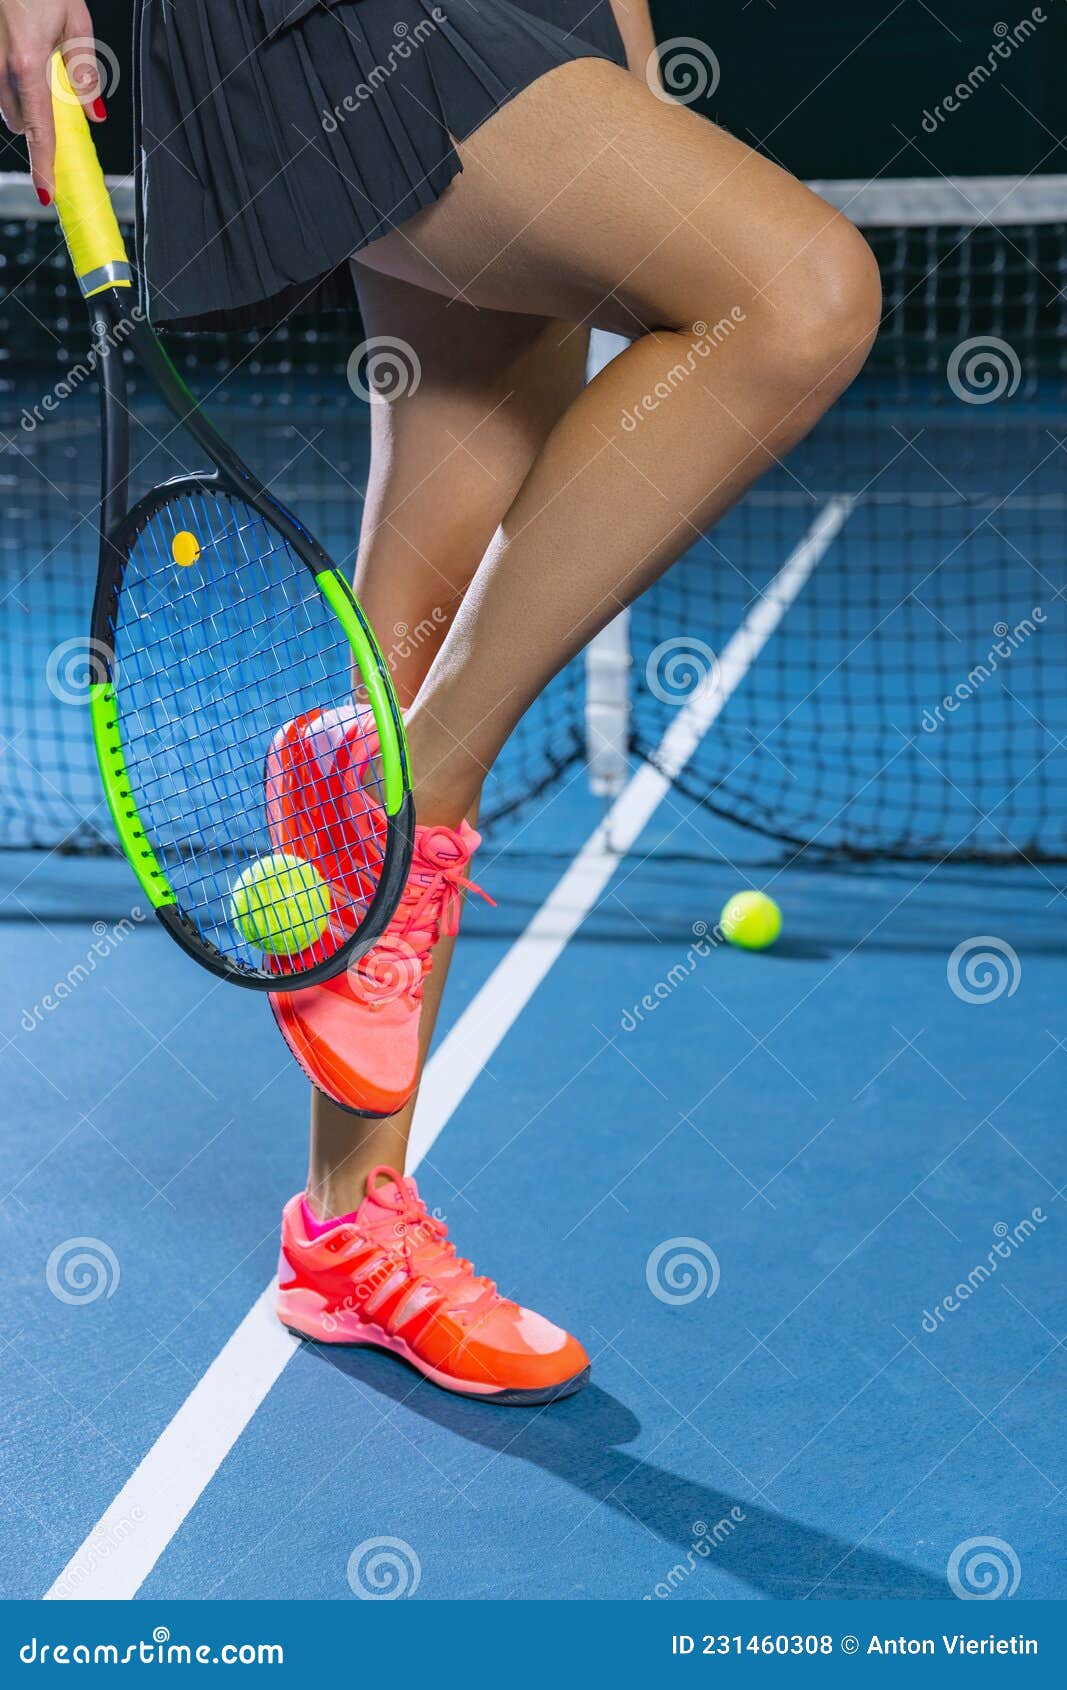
50,52,131,297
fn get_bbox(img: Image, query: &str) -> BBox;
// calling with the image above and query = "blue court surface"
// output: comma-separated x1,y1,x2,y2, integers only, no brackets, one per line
2,228,1064,1610
2,737,1064,1603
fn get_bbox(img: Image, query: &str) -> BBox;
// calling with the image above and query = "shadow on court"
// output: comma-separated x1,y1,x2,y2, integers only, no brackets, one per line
302,1344,951,1601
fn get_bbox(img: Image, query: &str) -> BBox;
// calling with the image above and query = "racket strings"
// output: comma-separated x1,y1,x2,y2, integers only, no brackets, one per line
109,486,390,973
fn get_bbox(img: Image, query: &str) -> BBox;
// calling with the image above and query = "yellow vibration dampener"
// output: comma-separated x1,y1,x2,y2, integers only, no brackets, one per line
172,531,201,568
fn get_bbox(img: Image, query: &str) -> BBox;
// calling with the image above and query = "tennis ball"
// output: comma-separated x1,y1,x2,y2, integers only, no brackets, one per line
720,890,782,951
172,530,201,567
229,853,332,957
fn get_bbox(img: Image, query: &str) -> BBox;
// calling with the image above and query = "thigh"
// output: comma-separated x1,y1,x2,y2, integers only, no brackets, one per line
351,265,589,443
355,57,858,338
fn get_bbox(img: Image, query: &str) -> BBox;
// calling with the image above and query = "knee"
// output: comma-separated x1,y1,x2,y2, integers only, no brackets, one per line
745,214,882,401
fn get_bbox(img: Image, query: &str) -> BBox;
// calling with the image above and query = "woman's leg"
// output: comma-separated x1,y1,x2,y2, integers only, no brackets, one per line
307,276,591,1217
343,271,593,714
355,59,882,823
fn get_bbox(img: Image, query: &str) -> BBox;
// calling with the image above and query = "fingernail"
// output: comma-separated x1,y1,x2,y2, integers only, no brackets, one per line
36,187,51,207
91,97,107,120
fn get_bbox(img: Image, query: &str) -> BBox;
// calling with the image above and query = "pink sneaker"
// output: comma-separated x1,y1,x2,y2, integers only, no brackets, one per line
270,820,492,1116
277,1167,590,1403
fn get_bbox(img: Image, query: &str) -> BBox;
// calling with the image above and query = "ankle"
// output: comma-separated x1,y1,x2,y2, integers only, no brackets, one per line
305,1170,373,1222
308,1090,413,1216
404,709,484,828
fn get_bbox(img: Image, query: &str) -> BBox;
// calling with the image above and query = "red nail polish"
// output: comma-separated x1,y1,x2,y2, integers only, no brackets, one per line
91,97,107,120
36,187,51,208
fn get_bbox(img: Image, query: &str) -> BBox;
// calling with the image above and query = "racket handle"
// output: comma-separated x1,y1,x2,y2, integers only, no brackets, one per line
50,52,132,298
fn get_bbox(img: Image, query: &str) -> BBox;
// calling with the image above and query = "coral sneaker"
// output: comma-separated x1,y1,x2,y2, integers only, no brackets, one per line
277,1168,590,1403
262,704,387,977
265,703,385,899
270,820,492,1116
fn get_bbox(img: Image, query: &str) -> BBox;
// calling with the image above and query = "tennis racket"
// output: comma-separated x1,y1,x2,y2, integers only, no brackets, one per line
48,54,414,991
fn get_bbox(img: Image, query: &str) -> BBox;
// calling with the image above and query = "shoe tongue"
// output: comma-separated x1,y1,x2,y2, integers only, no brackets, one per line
353,1172,496,1310
357,1166,418,1227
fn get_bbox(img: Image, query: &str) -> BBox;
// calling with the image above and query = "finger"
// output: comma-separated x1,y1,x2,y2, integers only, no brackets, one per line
0,69,26,135
61,11,106,121
17,64,57,204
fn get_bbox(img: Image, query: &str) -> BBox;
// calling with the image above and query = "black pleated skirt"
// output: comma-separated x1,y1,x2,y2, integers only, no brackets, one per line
134,0,627,329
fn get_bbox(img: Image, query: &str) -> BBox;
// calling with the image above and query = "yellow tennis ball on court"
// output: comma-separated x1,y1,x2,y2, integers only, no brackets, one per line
229,853,332,957
172,530,201,567
720,890,782,951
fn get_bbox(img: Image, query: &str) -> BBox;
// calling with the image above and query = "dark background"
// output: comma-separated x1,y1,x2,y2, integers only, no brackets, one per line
2,0,1064,180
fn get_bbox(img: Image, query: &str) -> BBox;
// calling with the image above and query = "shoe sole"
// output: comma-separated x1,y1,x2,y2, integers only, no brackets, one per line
278,1292,590,1405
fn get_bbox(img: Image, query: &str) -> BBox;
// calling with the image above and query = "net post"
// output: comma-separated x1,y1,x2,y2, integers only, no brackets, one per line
585,611,632,799
583,332,633,839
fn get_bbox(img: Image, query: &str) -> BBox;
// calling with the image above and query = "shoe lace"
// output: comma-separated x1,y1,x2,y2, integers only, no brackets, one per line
354,827,494,1002
365,1166,504,1322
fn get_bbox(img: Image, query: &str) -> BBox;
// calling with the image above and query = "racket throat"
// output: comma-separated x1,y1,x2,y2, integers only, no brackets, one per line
91,295,132,549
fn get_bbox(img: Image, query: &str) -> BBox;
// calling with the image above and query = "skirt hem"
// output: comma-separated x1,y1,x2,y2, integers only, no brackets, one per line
136,0,627,332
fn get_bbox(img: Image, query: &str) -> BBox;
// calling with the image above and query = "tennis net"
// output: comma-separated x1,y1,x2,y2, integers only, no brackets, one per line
2,174,1065,861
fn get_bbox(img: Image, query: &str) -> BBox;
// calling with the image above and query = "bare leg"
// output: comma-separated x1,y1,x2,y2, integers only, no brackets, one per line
354,60,882,823
307,59,881,1212
307,279,590,1217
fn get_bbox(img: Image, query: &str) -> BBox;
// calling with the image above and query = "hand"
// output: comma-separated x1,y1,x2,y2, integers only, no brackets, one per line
0,1,106,205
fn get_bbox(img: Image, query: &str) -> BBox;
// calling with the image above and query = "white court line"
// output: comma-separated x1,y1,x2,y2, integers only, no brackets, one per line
408,496,854,1163
45,496,853,1600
